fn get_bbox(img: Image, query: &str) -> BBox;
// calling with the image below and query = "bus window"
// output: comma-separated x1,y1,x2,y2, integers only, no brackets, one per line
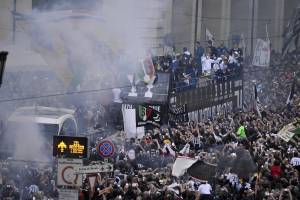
38,124,60,136
60,119,77,136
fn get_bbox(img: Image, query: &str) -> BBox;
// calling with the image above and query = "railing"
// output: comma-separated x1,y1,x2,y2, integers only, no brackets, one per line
170,67,243,92
169,67,243,113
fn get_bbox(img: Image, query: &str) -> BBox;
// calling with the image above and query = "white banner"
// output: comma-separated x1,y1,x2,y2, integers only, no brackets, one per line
122,104,145,138
252,39,270,67
172,156,198,177
278,123,297,142
57,159,83,187
58,189,79,200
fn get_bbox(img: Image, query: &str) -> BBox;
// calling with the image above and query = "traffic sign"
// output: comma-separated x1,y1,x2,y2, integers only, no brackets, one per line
98,140,115,158
53,136,88,159
74,163,113,174
57,159,83,187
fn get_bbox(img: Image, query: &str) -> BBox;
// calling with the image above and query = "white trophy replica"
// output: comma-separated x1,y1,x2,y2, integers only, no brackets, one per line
144,74,156,98
127,74,138,97
112,88,122,103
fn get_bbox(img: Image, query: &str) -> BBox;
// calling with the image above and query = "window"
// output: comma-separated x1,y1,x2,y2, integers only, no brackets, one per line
38,124,59,136
60,118,77,136
32,0,101,11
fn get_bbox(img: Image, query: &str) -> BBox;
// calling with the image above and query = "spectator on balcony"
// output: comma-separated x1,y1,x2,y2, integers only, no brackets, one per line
182,47,192,67
195,41,205,74
207,40,218,58
217,42,229,57
159,55,172,72
228,52,240,71
171,54,181,72
219,56,229,71
201,53,215,75
230,43,243,63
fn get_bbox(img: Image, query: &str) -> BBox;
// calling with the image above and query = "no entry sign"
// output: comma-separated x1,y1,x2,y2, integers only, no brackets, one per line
97,140,115,158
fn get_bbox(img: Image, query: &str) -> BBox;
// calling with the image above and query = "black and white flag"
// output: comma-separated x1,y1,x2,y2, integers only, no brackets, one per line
286,76,296,106
254,84,262,118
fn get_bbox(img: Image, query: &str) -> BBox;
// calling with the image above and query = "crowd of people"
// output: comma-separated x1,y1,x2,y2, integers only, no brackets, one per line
153,41,243,91
83,97,300,200
0,41,300,200
243,50,298,110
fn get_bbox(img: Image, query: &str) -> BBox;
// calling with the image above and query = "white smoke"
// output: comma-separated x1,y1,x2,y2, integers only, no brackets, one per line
13,123,51,162
23,0,166,92
0,0,169,162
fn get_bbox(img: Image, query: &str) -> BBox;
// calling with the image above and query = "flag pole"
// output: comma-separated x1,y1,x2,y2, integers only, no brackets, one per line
265,21,270,43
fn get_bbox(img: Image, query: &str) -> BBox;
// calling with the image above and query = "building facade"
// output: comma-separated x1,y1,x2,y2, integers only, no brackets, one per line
0,0,298,55
171,0,299,55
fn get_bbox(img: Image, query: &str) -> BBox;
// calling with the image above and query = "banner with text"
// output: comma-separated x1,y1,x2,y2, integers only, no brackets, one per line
278,122,300,142
169,104,189,123
252,39,270,67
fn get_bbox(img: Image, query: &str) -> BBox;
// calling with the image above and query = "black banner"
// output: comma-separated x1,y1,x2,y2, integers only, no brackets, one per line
169,104,189,123
136,105,161,127
187,161,216,181
53,136,88,158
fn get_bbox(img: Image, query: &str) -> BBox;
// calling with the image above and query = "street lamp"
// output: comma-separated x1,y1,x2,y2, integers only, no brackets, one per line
0,51,8,87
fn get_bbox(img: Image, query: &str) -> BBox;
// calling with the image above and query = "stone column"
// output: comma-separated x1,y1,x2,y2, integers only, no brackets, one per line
0,0,14,44
162,0,173,36
171,0,194,53
274,0,284,52
220,0,231,46
16,0,32,12
190,0,203,52
248,0,258,56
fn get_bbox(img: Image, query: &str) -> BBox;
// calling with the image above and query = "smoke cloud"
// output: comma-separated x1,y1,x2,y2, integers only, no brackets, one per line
0,0,169,162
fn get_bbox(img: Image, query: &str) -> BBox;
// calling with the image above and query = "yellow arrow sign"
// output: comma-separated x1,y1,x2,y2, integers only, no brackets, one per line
58,141,67,152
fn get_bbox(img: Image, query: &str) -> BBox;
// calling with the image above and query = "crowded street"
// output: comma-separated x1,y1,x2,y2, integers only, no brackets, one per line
0,0,300,200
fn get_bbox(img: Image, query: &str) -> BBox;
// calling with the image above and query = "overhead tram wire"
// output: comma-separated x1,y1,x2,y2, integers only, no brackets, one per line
0,81,171,103
0,62,293,104
0,85,132,103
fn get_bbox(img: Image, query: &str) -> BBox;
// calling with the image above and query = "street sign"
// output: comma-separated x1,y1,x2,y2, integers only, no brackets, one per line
53,136,88,159
97,140,115,158
74,163,113,174
57,159,83,187
58,189,79,200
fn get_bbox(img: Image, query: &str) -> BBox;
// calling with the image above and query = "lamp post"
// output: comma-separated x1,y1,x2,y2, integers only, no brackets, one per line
0,51,9,87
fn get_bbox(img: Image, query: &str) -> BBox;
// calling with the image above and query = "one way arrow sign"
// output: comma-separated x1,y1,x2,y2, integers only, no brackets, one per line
74,163,113,174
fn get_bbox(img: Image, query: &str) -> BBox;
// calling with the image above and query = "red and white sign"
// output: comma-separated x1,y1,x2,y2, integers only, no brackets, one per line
57,159,83,187
87,174,101,193
97,140,115,158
